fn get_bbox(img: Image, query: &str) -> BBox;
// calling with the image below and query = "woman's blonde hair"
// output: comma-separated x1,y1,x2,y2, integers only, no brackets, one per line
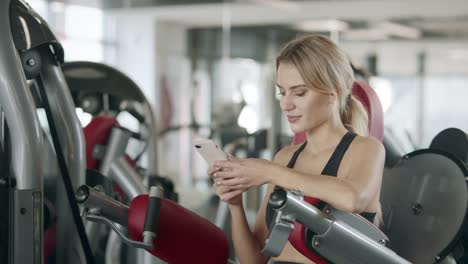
277,35,383,226
276,35,368,136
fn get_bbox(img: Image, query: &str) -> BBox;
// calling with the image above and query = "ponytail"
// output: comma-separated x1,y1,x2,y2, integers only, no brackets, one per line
340,94,368,136
341,94,383,227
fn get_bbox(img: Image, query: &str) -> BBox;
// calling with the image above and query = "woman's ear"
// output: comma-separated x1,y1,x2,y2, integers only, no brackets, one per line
328,93,336,104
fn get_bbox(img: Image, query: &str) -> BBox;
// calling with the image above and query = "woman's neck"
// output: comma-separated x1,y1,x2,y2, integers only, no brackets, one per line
304,118,348,155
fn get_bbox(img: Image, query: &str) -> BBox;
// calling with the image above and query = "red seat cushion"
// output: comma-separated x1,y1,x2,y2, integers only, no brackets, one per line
352,81,384,141
128,195,230,264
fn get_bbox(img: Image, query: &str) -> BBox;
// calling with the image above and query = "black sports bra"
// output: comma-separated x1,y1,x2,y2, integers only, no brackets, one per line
266,132,376,229
266,132,376,264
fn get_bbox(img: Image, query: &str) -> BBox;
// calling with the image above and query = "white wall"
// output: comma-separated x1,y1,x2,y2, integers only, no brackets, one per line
105,14,201,189
342,39,468,146
342,39,468,75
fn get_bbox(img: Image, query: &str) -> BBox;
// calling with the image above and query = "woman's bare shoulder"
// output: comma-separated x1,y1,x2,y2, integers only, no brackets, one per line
273,144,302,166
350,135,385,158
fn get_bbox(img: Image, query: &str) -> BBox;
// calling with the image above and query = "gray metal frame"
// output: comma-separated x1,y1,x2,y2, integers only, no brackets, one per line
96,125,165,264
40,53,86,189
0,1,44,264
0,0,44,199
1,1,161,263
79,185,165,252
99,126,147,199
1,1,88,263
77,185,129,226
39,48,88,264
0,105,4,145
264,190,411,264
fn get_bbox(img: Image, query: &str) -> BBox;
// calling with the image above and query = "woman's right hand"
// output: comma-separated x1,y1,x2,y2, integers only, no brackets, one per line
208,165,243,206
207,165,221,178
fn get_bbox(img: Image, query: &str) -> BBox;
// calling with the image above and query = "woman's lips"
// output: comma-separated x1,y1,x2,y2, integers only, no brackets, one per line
287,115,301,123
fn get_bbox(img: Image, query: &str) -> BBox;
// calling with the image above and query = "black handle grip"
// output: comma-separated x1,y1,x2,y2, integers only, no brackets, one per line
268,187,287,210
142,186,164,243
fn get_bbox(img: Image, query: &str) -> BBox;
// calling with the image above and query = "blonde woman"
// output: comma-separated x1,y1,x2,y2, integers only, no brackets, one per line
209,35,384,264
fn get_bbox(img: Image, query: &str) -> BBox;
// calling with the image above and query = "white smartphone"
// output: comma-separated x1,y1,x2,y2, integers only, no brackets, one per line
193,139,228,166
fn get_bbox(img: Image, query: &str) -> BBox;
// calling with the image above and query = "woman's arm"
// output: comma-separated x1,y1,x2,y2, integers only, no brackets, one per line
213,150,291,264
228,184,274,264
214,137,385,213
270,137,384,212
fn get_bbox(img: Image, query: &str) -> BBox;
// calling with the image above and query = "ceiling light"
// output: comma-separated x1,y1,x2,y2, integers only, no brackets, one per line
254,0,300,12
377,22,422,39
341,29,389,41
294,19,349,32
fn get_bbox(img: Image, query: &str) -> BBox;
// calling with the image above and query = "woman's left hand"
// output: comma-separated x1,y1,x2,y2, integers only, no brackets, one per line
212,157,278,190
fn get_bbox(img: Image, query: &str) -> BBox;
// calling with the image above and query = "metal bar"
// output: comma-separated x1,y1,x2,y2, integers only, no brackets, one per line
280,191,332,234
99,127,159,264
0,1,44,264
39,48,88,264
99,127,132,176
105,231,123,264
0,104,4,146
76,185,129,226
0,0,43,192
417,52,426,145
86,214,153,250
309,220,410,264
12,190,43,264
40,50,86,189
281,192,410,264
110,157,147,199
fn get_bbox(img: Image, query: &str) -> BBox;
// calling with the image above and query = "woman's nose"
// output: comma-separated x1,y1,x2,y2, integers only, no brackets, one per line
280,96,295,112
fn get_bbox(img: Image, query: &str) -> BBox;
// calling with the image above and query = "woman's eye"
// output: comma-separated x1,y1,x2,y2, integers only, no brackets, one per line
296,91,305,96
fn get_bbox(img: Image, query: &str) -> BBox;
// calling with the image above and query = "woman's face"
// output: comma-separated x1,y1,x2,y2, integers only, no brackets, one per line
276,62,333,133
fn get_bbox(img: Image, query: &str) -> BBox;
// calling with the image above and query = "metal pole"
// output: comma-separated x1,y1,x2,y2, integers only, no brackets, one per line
0,1,44,263
40,50,87,264
417,52,426,146
110,157,147,199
